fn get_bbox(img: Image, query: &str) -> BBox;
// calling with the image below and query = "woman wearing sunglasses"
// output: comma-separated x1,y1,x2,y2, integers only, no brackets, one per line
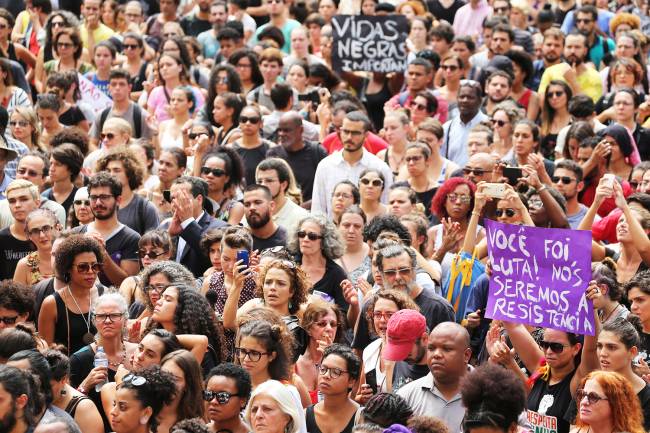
491,101,524,161
110,366,177,433
9,107,41,151
573,371,644,433
358,169,388,222
14,208,60,286
158,86,196,152
119,33,150,102
69,293,137,433
435,55,464,118
356,290,418,404
38,234,103,355
67,187,94,228
159,350,205,432
205,363,251,433
288,215,348,313
194,147,245,225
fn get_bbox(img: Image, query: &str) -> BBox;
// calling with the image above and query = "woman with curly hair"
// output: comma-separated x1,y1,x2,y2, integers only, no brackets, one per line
38,234,103,354
288,214,348,311
158,350,205,431
356,290,418,403
573,371,645,433
204,363,252,433
127,261,195,340
427,178,483,283
460,363,525,433
360,393,412,427
296,299,346,402
147,283,224,375
110,366,177,433
228,49,264,95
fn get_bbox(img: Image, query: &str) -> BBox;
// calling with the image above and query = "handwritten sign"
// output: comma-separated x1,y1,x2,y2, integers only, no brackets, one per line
485,220,595,335
331,15,408,73
78,73,112,114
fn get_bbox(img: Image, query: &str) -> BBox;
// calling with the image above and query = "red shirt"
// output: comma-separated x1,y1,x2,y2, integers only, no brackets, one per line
322,131,388,154
580,179,632,218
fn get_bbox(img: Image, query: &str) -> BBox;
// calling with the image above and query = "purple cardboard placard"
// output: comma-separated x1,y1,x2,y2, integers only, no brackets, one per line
485,220,595,335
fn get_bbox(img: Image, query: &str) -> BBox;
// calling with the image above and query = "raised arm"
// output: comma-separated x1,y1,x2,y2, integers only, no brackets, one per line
615,181,650,265
502,321,544,374
570,281,602,395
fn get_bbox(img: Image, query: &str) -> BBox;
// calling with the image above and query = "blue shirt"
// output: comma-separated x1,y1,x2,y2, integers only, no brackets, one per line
0,174,12,200
561,9,615,37
441,111,489,167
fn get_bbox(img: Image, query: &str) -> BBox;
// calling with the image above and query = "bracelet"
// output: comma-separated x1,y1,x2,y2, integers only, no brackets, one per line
472,211,481,216
538,185,548,193
77,385,87,395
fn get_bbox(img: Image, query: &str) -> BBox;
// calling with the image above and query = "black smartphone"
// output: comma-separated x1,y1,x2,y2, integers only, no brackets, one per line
163,190,171,203
364,371,378,394
503,167,523,186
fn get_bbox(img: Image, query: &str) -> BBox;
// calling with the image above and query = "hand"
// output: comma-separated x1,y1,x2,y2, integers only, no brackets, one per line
195,133,211,155
145,113,159,131
474,182,490,212
168,212,183,237
85,12,99,29
439,218,463,253
355,384,374,405
613,179,627,209
592,139,611,164
490,337,515,367
115,365,130,384
521,164,542,190
466,309,482,328
485,322,501,357
634,358,650,377
594,176,614,204
232,260,251,292
341,279,358,306
527,154,548,183
82,365,108,389
127,319,142,343
316,102,331,126
356,277,372,297
315,332,333,360
249,250,261,272
85,231,107,257
172,189,194,222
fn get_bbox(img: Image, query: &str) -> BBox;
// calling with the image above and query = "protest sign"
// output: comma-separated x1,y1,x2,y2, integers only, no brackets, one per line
78,73,112,114
485,220,595,335
331,15,409,73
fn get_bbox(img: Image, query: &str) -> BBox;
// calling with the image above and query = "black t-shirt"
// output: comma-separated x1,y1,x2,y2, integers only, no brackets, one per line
308,258,349,313
266,142,327,203
233,141,272,187
427,0,464,24
0,227,32,280
252,226,287,251
527,370,575,433
392,362,430,392
59,105,87,127
180,15,212,37
42,186,78,219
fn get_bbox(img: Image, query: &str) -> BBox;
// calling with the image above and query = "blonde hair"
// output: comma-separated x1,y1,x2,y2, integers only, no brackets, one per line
12,107,41,149
6,179,39,200
103,117,133,137
245,380,303,433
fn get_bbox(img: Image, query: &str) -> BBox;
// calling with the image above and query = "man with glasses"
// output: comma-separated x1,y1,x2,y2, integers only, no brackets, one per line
463,153,495,185
256,158,308,229
90,69,152,149
311,111,393,217
242,184,287,251
0,179,40,280
552,160,591,229
124,1,145,28
441,81,488,167
96,148,159,236
0,152,66,229
267,111,327,205
73,172,140,286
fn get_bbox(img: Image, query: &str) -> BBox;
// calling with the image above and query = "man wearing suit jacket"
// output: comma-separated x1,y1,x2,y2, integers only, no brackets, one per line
161,176,227,277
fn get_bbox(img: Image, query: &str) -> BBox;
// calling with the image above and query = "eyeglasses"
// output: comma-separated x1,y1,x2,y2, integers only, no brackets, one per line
360,178,383,187
28,225,53,237
234,347,270,362
576,389,608,405
94,313,123,322
89,194,114,202
188,131,208,140
495,208,516,218
144,284,168,294
528,198,543,208
547,90,565,98
447,193,471,203
552,176,576,185
9,120,29,128
318,365,348,378
57,42,74,49
491,119,508,127
463,167,488,176
333,192,353,199
100,132,116,140
539,340,569,353
382,267,412,277
405,155,424,163
0,316,18,325
297,230,323,241
138,249,169,259
372,311,395,320
260,245,291,258
201,166,226,177
123,44,139,50
460,79,482,90
240,115,260,124
17,167,42,177
74,262,103,273
122,374,147,386
74,199,91,206
441,64,459,71
203,390,241,404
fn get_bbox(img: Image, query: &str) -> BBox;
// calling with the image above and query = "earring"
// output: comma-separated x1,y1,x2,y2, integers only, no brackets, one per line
140,417,149,425
289,300,293,310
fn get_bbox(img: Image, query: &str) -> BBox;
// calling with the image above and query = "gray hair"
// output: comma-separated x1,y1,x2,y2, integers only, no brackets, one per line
245,380,303,433
140,261,196,310
288,214,345,260
36,416,82,433
376,244,417,273
91,291,129,338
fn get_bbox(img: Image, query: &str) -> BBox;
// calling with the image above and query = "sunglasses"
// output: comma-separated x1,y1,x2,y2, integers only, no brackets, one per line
412,103,428,111
123,44,139,50
9,120,29,128
138,249,169,259
491,119,508,127
547,90,565,98
539,340,568,353
383,267,412,277
57,42,74,49
552,176,575,185
17,167,41,177
240,115,260,124
0,316,18,325
630,181,639,189
493,6,509,12
202,390,241,404
74,199,91,206
360,178,383,187
100,132,116,140
495,208,516,218
576,389,608,405
122,374,147,386
188,132,207,140
463,167,488,175
74,262,103,273
201,166,226,177
442,64,459,71
297,230,323,241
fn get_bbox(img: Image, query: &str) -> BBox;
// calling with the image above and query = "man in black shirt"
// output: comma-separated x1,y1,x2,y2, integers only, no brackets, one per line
242,184,287,251
180,0,213,36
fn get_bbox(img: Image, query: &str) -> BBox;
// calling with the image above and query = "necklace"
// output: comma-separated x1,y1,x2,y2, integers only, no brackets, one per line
67,286,94,345
601,303,621,324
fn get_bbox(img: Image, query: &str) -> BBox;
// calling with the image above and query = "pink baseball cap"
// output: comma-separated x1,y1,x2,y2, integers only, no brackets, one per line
383,309,426,362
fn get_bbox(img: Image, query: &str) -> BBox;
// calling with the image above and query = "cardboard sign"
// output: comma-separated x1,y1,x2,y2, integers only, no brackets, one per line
331,15,409,73
78,73,112,114
485,220,595,335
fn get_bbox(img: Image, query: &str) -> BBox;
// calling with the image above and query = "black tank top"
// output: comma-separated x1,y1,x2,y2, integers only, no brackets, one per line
526,369,575,433
53,291,96,356
363,79,392,131
305,405,356,433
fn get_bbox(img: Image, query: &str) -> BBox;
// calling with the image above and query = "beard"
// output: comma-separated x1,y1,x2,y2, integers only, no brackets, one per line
0,402,17,433
566,54,583,65
247,210,271,229
92,202,117,220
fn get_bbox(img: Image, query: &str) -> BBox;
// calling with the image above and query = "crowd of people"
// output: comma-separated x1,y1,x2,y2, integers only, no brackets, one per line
0,0,650,432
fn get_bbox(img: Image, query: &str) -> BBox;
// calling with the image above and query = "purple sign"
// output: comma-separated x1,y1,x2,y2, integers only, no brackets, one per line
485,220,595,335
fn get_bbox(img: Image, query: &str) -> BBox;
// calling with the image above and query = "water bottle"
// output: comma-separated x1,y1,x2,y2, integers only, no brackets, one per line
94,347,109,392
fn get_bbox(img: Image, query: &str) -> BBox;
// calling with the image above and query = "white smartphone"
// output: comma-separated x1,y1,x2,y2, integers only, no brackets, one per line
483,182,506,199
602,173,615,188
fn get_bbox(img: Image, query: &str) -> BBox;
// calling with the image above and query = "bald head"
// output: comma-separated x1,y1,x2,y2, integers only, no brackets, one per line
280,111,303,128
464,152,495,184
431,322,470,348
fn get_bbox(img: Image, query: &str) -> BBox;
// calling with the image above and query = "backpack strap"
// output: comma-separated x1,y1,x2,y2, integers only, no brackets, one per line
133,104,142,138
98,107,111,136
